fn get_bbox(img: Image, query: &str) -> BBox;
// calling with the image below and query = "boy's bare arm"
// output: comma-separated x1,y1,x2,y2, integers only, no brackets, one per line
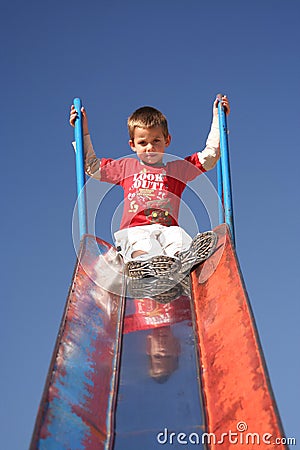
69,104,101,179
197,95,230,171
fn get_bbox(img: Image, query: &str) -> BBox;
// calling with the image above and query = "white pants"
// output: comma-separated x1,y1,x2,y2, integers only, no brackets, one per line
114,224,193,263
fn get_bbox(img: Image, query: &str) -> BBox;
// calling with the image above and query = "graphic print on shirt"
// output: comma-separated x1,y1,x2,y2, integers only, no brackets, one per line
127,167,174,226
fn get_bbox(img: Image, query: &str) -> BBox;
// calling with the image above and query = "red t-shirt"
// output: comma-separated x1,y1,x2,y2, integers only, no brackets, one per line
100,155,205,230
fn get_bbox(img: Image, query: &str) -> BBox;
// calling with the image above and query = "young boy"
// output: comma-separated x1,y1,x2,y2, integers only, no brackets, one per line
69,96,230,280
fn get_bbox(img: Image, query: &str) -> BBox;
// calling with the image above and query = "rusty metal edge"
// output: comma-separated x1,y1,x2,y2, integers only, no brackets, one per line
191,224,288,450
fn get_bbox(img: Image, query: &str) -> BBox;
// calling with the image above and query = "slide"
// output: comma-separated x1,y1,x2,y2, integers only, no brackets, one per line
30,225,286,449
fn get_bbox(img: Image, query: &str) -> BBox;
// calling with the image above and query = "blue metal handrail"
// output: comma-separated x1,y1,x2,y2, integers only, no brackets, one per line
217,158,224,224
74,97,88,238
217,94,235,246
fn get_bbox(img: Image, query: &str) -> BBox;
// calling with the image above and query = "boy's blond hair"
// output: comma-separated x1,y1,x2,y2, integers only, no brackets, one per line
127,106,169,140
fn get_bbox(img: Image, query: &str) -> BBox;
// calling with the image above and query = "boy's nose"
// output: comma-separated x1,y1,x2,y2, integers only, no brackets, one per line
146,143,154,152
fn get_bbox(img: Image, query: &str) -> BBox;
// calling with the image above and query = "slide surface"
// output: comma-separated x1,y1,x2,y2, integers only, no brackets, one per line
31,225,286,449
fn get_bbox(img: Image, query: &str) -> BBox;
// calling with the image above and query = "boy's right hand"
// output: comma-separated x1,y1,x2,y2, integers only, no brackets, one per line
213,95,230,118
69,104,89,135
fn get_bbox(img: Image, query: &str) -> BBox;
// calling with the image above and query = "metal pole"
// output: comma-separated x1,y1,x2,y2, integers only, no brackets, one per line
217,159,224,224
217,94,235,245
73,97,88,238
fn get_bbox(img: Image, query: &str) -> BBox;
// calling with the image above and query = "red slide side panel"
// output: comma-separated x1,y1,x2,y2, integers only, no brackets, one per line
30,235,125,450
191,224,286,450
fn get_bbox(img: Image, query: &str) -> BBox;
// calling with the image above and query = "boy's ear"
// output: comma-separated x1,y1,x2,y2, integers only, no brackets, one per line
165,134,171,147
129,139,136,152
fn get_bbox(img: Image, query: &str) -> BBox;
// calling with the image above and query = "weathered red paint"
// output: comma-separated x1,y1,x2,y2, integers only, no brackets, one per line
191,224,286,449
30,236,125,449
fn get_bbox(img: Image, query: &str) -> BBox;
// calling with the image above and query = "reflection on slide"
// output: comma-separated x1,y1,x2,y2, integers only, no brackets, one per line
114,294,205,449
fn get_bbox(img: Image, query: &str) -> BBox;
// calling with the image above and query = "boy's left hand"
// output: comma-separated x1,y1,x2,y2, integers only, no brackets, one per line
213,95,230,117
69,104,89,135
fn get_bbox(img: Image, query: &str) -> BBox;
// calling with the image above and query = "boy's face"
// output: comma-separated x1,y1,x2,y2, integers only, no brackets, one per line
147,327,180,379
129,126,171,165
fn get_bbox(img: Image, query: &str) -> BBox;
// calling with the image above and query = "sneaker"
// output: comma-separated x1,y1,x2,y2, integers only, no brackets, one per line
152,288,182,304
127,276,183,303
125,255,181,279
175,231,217,274
179,274,191,297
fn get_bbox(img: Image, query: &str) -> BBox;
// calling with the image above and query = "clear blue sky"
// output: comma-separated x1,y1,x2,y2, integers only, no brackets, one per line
1,0,299,448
